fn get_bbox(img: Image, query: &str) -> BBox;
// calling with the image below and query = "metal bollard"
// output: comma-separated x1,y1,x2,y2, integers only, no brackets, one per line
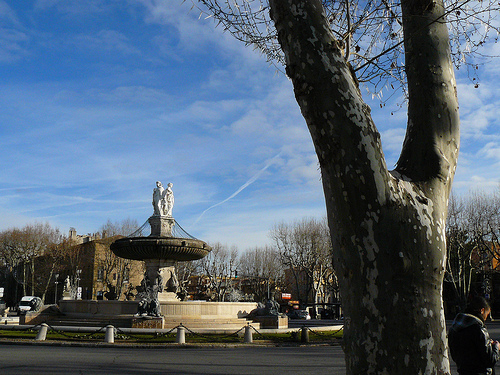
244,325,253,343
301,326,309,343
35,323,49,341
176,326,185,344
105,325,114,343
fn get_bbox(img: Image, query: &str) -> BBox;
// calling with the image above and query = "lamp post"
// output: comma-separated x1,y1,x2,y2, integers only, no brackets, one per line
54,273,59,304
76,269,82,300
268,277,271,301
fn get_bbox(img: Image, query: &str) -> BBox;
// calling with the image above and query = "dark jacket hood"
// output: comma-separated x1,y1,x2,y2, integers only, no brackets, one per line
450,312,485,333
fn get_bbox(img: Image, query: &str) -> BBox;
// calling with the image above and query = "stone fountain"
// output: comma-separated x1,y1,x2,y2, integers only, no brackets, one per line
110,181,211,317
106,181,258,330
21,182,259,330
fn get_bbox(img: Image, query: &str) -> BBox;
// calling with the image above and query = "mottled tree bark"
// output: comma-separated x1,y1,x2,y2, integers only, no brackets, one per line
269,0,459,373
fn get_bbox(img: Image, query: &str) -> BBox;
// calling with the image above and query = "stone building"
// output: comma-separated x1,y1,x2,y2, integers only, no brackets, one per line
60,235,144,301
68,227,101,244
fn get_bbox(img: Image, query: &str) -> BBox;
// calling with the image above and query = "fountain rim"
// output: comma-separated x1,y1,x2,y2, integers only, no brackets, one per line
110,236,212,262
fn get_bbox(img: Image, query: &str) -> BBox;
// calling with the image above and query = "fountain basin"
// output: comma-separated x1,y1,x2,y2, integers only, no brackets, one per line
110,237,211,261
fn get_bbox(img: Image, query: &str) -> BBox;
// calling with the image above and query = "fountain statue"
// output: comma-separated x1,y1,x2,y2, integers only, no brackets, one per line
111,181,211,317
152,181,174,217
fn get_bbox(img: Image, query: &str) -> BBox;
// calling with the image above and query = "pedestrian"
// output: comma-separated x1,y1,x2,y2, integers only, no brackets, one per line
448,296,500,375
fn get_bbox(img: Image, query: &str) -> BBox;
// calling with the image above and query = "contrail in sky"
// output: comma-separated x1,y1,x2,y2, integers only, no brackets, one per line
193,152,283,226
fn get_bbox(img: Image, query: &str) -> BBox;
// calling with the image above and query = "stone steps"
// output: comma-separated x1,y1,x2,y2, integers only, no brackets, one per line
161,318,254,330
41,316,134,328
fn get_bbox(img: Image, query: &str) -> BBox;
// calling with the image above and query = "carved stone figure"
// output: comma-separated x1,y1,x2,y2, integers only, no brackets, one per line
164,183,174,217
159,266,178,293
152,181,165,216
104,284,117,301
137,299,149,316
247,299,283,319
264,298,280,316
136,272,162,317
156,270,164,293
152,181,174,217
63,276,71,292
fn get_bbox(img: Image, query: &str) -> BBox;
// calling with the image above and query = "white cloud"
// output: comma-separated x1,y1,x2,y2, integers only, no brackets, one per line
479,142,500,160
455,75,500,143
134,0,235,51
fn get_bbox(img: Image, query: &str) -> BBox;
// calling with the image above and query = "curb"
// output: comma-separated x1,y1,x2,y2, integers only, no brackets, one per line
0,337,341,349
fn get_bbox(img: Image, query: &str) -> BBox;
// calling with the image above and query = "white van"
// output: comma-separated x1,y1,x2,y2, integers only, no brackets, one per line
18,296,43,315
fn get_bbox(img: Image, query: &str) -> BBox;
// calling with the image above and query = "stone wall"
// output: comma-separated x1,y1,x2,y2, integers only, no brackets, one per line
160,301,257,319
59,300,257,319
59,300,138,315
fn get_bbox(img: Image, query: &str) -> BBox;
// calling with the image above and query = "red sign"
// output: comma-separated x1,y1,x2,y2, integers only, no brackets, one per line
281,293,292,300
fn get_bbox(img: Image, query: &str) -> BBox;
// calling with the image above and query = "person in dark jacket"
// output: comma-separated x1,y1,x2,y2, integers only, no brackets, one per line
449,296,500,375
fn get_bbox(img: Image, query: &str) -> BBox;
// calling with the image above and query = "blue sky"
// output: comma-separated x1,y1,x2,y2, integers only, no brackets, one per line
0,1,499,249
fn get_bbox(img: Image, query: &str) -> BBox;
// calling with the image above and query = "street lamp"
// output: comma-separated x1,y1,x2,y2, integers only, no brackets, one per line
76,269,82,300
54,273,59,304
267,277,271,301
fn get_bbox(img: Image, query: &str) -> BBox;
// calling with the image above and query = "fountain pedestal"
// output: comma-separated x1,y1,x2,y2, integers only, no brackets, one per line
144,259,179,302
148,216,174,237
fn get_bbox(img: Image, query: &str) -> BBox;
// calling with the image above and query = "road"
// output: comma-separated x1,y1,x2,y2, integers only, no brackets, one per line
0,344,345,375
0,343,465,374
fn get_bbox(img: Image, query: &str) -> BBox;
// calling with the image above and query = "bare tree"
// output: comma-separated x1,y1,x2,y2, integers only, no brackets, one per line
272,1,459,370
0,223,62,298
176,258,214,300
199,243,239,301
94,246,133,300
195,0,499,99
271,217,333,307
36,236,71,303
24,223,63,296
0,228,24,304
192,0,483,371
238,245,283,302
0,229,23,276
445,194,475,313
445,188,500,308
99,218,139,237
466,189,500,267
94,219,142,299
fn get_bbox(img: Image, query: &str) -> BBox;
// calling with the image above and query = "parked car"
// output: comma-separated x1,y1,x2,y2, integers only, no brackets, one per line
17,296,43,315
287,309,311,320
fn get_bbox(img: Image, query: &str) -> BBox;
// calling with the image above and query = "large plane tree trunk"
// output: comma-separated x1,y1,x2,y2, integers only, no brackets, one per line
270,0,459,373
